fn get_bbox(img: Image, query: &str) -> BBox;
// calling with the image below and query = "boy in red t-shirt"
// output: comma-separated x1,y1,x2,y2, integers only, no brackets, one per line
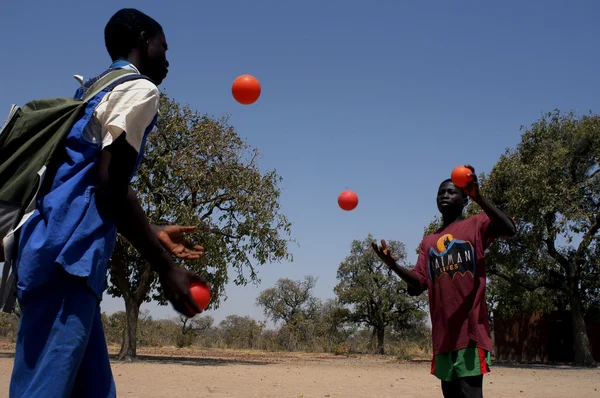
372,165,516,398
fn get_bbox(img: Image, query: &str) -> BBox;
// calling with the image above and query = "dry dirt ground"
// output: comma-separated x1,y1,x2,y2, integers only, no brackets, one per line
0,343,597,397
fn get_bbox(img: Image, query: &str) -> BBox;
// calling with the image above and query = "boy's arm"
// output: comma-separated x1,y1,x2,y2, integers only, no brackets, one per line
94,79,169,266
94,81,205,315
385,259,423,292
372,239,426,295
96,137,204,315
472,194,516,238
388,261,426,296
463,165,516,238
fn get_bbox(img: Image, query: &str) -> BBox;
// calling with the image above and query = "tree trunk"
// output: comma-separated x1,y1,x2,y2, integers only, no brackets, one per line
118,297,141,360
369,328,377,352
545,229,596,367
569,285,596,367
376,326,385,355
110,240,155,360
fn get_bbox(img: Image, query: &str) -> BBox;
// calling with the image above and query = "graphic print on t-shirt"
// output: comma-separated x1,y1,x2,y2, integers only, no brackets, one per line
428,234,476,280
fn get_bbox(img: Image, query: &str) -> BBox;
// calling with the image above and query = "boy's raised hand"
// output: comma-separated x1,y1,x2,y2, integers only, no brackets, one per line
371,239,397,266
462,164,480,198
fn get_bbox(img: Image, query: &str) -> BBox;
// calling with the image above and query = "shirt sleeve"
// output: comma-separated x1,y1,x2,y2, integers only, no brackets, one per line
98,79,159,152
412,238,430,290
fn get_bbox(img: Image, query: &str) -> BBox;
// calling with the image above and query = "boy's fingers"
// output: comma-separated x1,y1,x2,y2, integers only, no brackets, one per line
174,245,185,254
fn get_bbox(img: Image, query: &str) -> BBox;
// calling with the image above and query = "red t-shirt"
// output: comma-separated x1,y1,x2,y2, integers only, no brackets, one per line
413,213,497,356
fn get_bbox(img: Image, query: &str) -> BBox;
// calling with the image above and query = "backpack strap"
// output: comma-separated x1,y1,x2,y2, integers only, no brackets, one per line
82,69,154,102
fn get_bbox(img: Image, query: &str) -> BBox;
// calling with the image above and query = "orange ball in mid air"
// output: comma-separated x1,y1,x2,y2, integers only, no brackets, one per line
185,282,211,316
451,165,473,188
338,190,359,211
232,74,261,104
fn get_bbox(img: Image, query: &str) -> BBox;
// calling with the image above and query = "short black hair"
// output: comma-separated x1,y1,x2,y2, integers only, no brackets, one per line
439,178,468,198
104,8,164,61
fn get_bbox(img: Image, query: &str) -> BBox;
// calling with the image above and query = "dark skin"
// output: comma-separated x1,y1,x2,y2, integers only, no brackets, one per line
372,165,516,295
127,30,169,85
96,29,207,317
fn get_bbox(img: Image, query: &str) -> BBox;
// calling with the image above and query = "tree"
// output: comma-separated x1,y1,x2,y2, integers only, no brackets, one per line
256,276,323,351
423,110,600,366
334,235,427,355
484,110,599,366
177,314,213,336
312,298,356,353
218,315,265,349
175,314,213,347
256,276,321,325
107,93,293,359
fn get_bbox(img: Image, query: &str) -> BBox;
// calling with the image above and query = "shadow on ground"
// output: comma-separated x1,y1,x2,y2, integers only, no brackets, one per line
2,350,595,370
0,351,270,367
109,354,271,367
492,361,599,371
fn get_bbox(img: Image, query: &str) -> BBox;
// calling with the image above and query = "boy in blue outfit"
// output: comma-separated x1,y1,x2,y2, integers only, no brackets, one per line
9,8,208,397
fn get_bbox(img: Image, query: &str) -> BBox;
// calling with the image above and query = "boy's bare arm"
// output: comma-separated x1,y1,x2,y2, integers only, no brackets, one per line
473,194,516,238
371,239,425,294
463,165,516,238
95,134,203,314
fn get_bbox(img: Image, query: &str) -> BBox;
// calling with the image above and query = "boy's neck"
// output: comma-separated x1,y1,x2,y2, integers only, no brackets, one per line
442,211,464,227
114,53,142,74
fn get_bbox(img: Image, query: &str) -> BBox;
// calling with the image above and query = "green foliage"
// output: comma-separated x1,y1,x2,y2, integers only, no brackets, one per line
96,309,428,357
218,315,265,349
256,276,320,324
482,110,600,313
313,299,356,352
0,312,19,342
102,311,125,345
174,314,213,347
107,93,294,309
256,277,357,352
334,235,428,354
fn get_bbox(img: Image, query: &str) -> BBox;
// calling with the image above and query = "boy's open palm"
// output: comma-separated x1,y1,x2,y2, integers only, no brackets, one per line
157,225,205,260
371,239,396,266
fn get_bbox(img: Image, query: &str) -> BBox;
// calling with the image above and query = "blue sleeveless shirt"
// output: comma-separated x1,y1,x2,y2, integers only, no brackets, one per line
14,61,158,299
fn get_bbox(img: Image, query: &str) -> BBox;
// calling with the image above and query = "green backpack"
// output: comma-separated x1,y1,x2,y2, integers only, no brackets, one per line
0,68,148,312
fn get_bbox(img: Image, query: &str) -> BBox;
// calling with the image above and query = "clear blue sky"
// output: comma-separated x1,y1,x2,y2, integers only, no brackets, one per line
2,1,599,326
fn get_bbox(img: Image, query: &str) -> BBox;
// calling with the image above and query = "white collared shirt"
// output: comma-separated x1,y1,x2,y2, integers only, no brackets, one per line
81,64,160,153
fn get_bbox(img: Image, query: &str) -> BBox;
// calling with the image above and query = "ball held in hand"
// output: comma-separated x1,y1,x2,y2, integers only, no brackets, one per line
185,282,211,315
451,165,473,188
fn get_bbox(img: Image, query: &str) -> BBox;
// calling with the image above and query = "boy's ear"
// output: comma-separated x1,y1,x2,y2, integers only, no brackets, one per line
139,31,150,47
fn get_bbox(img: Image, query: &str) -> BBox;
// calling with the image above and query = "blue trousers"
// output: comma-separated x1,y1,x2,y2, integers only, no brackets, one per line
10,270,116,398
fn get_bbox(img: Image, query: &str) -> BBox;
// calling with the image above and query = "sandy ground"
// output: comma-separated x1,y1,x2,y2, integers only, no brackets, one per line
0,344,597,397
